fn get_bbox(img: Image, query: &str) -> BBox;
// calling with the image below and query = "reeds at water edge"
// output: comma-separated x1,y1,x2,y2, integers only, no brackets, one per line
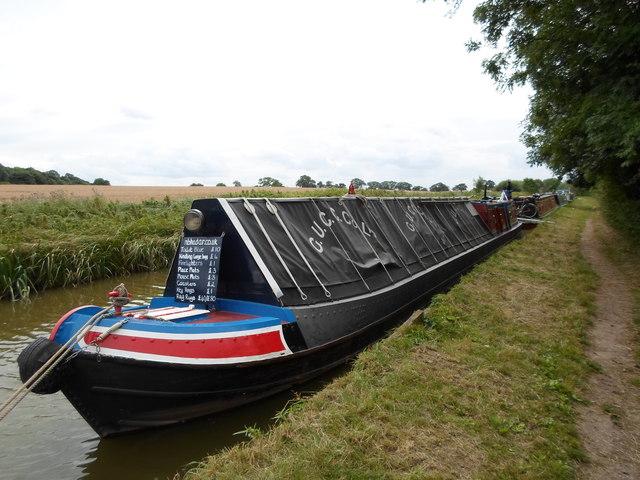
0,195,187,300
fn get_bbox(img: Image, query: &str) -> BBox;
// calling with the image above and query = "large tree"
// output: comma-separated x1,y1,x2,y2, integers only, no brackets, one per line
473,177,495,191
257,177,283,187
296,175,317,188
350,178,366,189
430,182,450,192
522,178,543,194
462,0,640,197
395,181,412,191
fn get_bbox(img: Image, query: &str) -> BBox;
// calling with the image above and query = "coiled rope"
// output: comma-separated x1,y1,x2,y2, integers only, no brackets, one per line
0,306,114,422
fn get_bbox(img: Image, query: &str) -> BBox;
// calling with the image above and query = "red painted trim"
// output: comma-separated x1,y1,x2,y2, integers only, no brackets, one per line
49,305,99,341
186,310,258,324
82,330,285,358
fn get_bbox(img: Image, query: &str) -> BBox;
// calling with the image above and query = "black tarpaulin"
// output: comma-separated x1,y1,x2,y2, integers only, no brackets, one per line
225,197,493,306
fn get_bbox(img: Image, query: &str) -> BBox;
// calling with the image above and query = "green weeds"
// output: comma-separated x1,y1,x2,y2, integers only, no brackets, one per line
0,195,188,300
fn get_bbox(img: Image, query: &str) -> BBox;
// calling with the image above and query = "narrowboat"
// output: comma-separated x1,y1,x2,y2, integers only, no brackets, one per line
514,193,560,220
17,195,521,437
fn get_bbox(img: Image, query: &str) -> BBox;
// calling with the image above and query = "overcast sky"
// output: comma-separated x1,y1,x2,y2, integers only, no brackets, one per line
0,0,554,188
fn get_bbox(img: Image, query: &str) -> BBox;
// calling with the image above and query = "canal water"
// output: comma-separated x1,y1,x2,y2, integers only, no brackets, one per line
0,271,342,480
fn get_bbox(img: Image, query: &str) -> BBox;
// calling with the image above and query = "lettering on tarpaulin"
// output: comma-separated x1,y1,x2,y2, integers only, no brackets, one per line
308,205,377,254
175,236,222,304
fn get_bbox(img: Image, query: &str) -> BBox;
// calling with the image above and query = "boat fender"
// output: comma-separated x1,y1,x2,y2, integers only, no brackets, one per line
17,337,67,395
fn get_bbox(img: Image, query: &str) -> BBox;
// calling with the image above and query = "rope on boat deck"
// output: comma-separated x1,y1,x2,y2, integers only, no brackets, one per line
95,318,128,342
0,306,114,422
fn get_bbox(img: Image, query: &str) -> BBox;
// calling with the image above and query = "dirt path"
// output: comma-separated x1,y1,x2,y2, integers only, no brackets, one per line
577,218,640,479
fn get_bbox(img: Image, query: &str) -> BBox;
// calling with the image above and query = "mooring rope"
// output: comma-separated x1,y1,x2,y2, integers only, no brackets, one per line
0,306,114,422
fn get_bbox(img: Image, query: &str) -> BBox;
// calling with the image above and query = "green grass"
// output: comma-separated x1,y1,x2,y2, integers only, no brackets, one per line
598,180,640,245
0,195,189,299
181,198,603,479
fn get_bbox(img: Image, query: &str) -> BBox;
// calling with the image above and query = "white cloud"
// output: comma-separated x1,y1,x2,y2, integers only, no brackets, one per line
0,0,554,188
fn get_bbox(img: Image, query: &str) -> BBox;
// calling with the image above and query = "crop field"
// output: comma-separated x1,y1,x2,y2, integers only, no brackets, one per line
0,185,312,203
0,184,475,204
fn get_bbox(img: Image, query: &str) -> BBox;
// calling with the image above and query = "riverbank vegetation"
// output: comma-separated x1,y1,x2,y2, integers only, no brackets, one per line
0,195,189,300
181,197,608,479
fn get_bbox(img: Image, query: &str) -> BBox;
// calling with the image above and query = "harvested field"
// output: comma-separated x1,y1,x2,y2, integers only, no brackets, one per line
0,185,312,203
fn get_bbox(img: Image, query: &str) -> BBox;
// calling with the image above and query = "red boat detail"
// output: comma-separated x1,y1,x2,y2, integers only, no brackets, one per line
80,326,291,364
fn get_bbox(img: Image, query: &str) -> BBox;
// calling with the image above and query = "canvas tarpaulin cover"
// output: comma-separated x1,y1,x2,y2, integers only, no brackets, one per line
224,197,492,306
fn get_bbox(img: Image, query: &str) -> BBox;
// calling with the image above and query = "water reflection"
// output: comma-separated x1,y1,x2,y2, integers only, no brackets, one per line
81,387,319,480
0,271,346,480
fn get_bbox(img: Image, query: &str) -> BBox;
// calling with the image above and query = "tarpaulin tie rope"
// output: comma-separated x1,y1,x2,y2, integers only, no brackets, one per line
243,198,308,301
311,198,371,292
339,198,395,283
265,199,331,298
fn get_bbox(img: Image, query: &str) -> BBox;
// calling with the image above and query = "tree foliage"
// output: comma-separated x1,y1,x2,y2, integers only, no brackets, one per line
496,179,522,192
351,178,366,189
379,180,398,190
257,177,283,187
395,181,412,191
473,177,496,191
522,178,543,194
430,182,450,192
465,0,640,197
0,164,95,185
542,177,562,192
296,175,317,188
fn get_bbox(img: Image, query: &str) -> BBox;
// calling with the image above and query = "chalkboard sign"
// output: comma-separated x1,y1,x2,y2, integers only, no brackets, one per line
174,236,222,304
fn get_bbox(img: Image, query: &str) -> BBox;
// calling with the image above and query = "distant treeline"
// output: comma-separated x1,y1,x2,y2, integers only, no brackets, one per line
0,164,110,186
293,175,571,194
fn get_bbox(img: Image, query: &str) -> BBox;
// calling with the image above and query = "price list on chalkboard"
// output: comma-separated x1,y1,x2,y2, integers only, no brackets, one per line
174,236,222,304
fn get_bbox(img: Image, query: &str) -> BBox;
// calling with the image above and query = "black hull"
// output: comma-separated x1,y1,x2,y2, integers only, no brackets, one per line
62,312,393,437
59,226,520,437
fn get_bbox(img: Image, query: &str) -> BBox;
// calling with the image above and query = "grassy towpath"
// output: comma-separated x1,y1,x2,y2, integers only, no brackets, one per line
180,197,639,479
